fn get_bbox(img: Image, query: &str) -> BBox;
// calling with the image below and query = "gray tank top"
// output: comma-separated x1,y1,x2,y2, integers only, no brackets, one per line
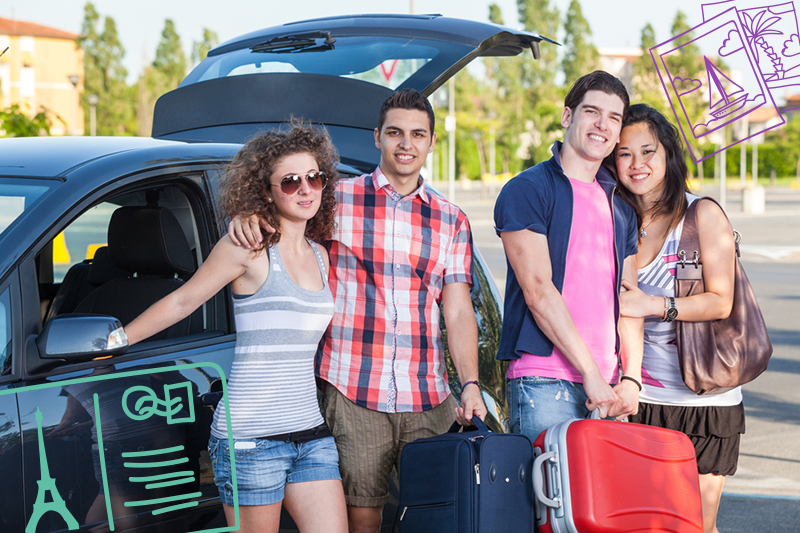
210,239,334,440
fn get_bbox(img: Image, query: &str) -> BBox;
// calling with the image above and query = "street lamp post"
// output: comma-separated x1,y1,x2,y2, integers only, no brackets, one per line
67,75,80,136
87,94,99,136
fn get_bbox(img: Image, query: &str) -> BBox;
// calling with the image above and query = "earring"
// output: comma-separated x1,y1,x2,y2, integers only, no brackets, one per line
267,197,272,203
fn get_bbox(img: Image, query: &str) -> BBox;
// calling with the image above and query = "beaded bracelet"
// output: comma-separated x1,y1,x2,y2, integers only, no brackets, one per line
620,375,642,391
462,380,480,390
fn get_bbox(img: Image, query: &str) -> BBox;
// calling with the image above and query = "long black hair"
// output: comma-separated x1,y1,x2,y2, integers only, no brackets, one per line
607,103,689,233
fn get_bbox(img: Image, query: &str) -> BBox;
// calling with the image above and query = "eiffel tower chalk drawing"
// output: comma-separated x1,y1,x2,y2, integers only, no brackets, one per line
26,407,79,532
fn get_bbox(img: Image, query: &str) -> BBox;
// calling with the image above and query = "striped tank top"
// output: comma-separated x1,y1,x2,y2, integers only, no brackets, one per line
638,193,741,407
210,239,335,440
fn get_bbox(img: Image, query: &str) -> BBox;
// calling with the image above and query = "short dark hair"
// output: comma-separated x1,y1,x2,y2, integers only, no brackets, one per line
377,88,435,134
564,70,630,118
618,104,689,232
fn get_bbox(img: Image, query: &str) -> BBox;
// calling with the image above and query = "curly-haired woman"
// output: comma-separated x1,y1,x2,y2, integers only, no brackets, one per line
125,123,347,533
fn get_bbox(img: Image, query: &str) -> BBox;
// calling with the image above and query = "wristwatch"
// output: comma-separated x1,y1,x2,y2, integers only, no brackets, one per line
663,297,678,322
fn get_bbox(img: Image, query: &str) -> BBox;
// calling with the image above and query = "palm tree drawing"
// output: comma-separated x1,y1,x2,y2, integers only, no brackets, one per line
741,9,784,81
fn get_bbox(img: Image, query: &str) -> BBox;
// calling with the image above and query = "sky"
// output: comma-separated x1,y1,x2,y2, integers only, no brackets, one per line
4,0,710,83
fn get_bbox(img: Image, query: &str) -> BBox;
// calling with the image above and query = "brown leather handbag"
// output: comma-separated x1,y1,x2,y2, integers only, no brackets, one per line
674,197,772,395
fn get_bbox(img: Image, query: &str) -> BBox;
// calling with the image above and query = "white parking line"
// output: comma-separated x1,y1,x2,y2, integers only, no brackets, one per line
739,245,800,262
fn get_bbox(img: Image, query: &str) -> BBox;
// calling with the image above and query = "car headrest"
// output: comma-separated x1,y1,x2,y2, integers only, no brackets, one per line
87,246,129,285
108,206,195,277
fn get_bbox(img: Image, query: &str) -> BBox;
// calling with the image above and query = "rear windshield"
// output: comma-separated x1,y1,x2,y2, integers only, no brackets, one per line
0,178,57,239
183,35,472,91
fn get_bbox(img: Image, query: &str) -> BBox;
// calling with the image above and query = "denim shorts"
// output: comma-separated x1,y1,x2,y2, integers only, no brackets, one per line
208,434,341,506
507,376,593,443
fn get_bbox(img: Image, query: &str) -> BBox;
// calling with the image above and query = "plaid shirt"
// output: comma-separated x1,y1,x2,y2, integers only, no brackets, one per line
317,167,473,413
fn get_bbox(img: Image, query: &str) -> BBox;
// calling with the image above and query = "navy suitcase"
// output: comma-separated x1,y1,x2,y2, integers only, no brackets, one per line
398,417,534,533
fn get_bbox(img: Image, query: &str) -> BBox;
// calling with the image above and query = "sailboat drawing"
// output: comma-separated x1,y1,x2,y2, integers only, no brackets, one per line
705,56,748,119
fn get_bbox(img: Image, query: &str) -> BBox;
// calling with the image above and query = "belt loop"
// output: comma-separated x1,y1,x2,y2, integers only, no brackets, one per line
284,432,293,443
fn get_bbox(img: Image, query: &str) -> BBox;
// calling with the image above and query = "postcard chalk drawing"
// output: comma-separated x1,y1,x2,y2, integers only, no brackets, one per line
652,6,785,162
703,0,800,98
6,363,239,533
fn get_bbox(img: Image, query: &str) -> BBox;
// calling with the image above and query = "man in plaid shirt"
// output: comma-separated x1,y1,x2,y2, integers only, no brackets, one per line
230,89,486,533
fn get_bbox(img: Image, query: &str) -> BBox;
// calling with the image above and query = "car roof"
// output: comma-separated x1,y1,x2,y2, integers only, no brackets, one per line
0,137,184,178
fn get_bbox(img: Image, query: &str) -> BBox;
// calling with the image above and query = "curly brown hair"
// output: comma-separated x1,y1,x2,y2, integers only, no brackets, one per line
219,122,339,249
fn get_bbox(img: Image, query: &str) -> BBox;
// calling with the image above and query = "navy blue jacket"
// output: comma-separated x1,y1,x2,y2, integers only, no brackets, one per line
494,141,639,361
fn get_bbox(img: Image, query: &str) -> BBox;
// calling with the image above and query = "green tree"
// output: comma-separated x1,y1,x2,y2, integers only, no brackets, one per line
561,0,599,86
153,20,187,90
191,28,219,67
485,3,530,174
78,2,136,135
663,10,708,178
482,1,564,171
517,0,564,165
488,3,504,25
632,23,668,112
0,105,52,137
139,19,187,136
517,0,560,87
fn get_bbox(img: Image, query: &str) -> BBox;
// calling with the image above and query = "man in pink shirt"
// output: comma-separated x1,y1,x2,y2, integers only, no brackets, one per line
494,71,644,442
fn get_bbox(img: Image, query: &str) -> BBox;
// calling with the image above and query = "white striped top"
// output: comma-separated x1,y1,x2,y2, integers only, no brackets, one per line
210,240,334,439
638,194,742,407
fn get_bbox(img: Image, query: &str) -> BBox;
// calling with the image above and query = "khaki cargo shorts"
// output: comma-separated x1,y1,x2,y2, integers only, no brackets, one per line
322,385,457,508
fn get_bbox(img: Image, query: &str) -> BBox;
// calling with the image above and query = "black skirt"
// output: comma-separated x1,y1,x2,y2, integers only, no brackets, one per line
629,402,746,476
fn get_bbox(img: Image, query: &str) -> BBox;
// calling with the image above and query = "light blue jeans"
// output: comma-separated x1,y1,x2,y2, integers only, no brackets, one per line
208,434,341,506
507,376,592,443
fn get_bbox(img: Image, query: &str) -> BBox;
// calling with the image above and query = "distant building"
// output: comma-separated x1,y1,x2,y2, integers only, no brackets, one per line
598,47,642,95
0,17,83,135
780,93,800,121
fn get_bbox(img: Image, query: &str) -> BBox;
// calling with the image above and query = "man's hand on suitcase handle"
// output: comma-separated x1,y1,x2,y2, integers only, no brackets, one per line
454,383,487,426
583,371,619,419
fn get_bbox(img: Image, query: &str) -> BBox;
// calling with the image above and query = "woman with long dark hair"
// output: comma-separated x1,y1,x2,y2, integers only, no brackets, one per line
611,104,743,533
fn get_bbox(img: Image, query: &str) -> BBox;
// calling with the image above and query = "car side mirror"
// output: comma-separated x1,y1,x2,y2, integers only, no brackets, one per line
37,314,128,362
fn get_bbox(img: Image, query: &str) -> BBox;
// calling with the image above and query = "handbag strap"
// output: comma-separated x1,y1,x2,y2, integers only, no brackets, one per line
678,196,739,267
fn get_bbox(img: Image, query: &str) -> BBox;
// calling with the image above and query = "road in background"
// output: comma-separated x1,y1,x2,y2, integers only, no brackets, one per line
442,182,800,531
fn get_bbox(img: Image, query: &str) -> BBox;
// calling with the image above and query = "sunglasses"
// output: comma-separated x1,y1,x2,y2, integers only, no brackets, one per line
271,171,328,195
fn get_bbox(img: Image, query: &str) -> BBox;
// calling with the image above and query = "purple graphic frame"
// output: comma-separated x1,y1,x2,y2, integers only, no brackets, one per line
703,0,800,111
651,6,785,163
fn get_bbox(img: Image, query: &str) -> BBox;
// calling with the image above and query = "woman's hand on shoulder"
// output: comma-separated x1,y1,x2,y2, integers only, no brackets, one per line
620,279,662,318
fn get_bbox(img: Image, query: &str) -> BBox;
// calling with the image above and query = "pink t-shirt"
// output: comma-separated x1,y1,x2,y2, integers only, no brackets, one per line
508,177,618,383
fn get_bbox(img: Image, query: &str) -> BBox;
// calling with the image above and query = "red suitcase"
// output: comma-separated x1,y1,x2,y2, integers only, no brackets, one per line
532,418,703,533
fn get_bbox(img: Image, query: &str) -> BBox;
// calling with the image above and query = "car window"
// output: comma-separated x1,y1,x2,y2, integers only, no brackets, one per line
186,36,459,91
0,178,58,240
53,202,115,283
39,182,226,342
0,287,10,376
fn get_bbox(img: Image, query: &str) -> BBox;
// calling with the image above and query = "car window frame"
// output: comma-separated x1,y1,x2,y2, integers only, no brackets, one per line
0,271,20,382
18,165,236,380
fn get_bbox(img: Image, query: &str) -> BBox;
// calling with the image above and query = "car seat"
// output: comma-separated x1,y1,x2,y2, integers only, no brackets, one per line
45,246,128,322
74,206,199,342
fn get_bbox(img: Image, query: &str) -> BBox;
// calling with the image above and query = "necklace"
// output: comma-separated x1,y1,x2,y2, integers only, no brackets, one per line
640,217,656,238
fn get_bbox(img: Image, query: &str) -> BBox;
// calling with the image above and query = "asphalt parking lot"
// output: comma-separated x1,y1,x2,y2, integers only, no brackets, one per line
442,181,800,532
